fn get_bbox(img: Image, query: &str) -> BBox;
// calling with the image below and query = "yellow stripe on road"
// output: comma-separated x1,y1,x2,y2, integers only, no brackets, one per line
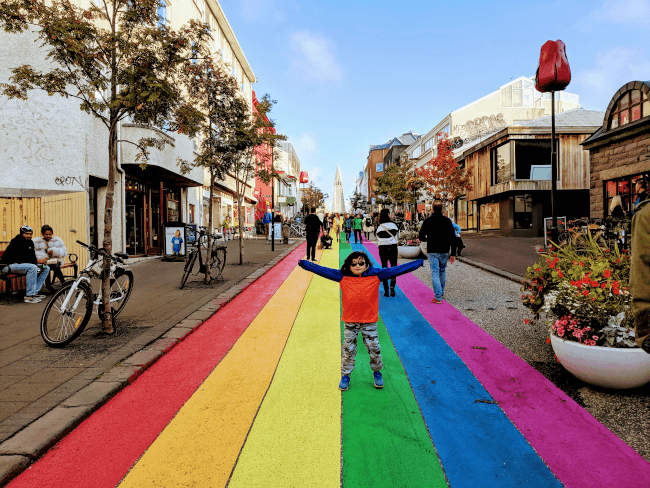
228,244,341,487
118,263,313,488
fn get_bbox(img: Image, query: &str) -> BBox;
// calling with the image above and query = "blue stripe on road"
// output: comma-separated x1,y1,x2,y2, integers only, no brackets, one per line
352,243,561,488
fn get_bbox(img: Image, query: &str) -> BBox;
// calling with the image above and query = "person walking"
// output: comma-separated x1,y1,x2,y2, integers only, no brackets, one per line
353,213,364,244
362,214,373,241
418,201,457,304
262,207,273,238
630,195,650,353
450,221,466,257
33,224,68,291
0,225,50,303
333,213,342,242
344,214,353,243
376,208,400,297
299,251,423,390
633,180,648,215
304,207,322,262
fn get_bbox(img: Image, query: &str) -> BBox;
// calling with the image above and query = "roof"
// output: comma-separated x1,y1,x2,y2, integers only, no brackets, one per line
369,131,420,154
514,108,605,128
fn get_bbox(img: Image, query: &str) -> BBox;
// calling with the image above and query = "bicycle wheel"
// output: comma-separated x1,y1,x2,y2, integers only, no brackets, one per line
210,248,227,276
110,268,134,317
41,282,93,347
180,252,197,289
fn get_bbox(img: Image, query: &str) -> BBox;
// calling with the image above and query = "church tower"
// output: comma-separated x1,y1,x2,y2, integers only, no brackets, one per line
332,166,346,214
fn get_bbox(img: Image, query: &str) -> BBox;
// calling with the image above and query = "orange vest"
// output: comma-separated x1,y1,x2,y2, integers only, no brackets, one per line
340,276,380,323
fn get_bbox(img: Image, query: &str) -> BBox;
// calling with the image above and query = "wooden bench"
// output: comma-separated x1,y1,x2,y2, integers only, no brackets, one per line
0,250,78,296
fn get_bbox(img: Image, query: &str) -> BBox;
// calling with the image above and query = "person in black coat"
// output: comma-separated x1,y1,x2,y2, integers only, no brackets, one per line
304,207,323,261
418,202,456,304
0,226,50,303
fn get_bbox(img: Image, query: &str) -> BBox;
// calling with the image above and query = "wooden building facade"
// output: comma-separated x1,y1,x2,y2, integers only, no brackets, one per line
454,108,604,237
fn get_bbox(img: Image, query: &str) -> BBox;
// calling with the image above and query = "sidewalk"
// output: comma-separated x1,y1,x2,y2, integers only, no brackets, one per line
0,237,304,484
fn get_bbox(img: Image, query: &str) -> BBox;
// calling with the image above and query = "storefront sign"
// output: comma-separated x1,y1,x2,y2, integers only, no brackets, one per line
165,224,185,256
453,113,507,149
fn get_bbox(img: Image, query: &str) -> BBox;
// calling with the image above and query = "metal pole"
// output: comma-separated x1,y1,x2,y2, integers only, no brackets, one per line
271,150,275,252
551,91,558,244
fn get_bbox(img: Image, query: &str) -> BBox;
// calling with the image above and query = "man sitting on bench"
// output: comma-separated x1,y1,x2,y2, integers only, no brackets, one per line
0,226,50,303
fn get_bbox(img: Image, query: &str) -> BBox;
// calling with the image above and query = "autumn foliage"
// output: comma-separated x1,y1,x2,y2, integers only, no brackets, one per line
417,133,473,202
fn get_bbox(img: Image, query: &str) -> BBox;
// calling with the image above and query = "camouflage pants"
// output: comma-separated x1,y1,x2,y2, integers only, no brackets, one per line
341,322,383,375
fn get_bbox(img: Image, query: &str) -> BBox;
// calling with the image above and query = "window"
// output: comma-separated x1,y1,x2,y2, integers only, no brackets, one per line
157,0,168,26
189,204,196,224
424,139,433,151
604,172,650,216
514,194,533,229
491,142,511,185
410,146,421,159
501,79,546,108
609,90,649,129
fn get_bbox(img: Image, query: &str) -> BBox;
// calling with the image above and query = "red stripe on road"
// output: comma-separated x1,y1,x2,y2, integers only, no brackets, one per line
8,244,306,488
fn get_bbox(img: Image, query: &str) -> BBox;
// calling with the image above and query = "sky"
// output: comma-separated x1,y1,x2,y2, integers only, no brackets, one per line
222,0,650,209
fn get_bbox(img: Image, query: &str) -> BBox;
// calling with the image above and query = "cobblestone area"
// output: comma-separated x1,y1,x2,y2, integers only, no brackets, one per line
402,256,650,462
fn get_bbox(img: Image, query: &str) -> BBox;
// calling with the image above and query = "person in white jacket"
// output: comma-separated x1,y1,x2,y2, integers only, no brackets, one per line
33,225,68,291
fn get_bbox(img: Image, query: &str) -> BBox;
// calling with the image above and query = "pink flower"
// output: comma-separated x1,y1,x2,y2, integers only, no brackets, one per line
572,329,583,338
592,335,598,340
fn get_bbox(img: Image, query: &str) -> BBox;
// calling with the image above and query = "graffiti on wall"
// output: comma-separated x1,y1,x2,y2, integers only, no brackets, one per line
453,113,507,149
54,176,85,189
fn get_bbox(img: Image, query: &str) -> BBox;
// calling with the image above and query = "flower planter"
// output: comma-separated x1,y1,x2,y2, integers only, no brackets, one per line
420,242,428,259
398,246,422,259
550,334,650,389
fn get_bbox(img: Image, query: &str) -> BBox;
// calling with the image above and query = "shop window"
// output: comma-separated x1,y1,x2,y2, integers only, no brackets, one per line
189,204,196,223
608,90,649,130
480,202,500,230
491,142,511,185
514,139,558,180
514,194,533,229
166,188,181,222
604,172,650,216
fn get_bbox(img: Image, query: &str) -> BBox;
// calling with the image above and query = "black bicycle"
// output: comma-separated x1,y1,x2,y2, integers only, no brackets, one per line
180,226,227,288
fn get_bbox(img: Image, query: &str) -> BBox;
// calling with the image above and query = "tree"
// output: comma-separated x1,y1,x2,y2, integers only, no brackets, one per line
374,154,415,209
229,94,285,265
417,133,473,209
0,0,210,332
349,188,366,214
301,183,327,213
178,53,250,280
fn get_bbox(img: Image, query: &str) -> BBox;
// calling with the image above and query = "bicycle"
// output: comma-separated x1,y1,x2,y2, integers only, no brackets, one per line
288,220,305,237
180,226,227,289
40,240,133,347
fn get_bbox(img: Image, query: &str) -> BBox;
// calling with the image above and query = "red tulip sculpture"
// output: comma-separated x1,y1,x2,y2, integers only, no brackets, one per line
534,40,571,93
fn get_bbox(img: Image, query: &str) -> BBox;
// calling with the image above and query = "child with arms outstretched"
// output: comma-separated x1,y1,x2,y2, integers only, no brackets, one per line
299,251,423,390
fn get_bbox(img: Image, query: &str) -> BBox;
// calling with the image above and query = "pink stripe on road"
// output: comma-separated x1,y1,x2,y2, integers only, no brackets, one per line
364,242,650,488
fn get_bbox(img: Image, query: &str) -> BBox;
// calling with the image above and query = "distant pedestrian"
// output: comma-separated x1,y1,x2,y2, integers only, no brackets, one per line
353,213,364,243
450,221,466,257
344,214,353,243
418,201,457,304
299,251,423,391
362,214,373,240
304,207,323,262
633,180,648,215
262,207,273,238
630,195,650,353
609,195,626,219
333,213,342,242
376,208,400,297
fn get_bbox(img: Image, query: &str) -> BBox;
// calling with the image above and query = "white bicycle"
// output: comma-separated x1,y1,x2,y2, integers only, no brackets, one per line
40,240,133,347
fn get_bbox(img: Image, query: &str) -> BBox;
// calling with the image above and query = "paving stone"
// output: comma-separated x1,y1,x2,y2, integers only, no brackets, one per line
61,382,121,408
1,382,57,403
97,365,143,385
121,349,162,369
149,337,178,354
199,302,219,312
185,310,214,322
0,455,31,486
0,405,92,458
0,402,30,422
177,318,203,330
162,327,193,340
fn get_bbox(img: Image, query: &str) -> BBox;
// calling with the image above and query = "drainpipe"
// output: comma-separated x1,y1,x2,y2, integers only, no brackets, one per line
116,119,126,253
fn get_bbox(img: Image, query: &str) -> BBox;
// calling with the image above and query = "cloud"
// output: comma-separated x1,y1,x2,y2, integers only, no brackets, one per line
573,47,650,109
294,132,318,165
580,0,650,26
289,31,343,83
239,0,286,23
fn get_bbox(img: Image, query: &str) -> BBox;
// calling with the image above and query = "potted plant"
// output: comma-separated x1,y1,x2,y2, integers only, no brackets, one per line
397,230,423,259
522,233,650,388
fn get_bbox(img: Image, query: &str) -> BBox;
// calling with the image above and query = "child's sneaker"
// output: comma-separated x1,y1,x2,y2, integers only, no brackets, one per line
339,375,350,391
373,371,384,389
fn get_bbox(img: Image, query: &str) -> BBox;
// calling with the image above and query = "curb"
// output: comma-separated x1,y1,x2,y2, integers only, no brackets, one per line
456,256,525,285
0,241,304,486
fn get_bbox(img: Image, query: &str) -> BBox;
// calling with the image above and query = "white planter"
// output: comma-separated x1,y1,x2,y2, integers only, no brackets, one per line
398,246,422,259
550,334,650,389
420,242,428,259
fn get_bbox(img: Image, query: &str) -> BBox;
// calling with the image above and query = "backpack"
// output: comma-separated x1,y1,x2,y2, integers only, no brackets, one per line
365,217,372,227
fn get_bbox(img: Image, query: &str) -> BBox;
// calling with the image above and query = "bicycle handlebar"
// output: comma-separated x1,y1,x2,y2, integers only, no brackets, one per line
76,240,126,264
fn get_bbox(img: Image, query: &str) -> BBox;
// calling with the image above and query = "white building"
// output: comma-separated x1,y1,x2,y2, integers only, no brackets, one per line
274,142,301,219
0,0,257,259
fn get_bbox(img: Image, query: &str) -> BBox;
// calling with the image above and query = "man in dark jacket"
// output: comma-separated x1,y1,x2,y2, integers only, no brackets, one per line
630,198,650,353
418,202,456,304
304,207,323,261
0,225,50,303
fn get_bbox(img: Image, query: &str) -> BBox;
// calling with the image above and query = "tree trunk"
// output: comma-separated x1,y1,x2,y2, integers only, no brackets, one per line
237,178,244,265
101,120,117,333
205,168,214,283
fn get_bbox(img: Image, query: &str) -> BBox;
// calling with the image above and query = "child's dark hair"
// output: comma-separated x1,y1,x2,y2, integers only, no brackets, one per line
341,251,371,276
